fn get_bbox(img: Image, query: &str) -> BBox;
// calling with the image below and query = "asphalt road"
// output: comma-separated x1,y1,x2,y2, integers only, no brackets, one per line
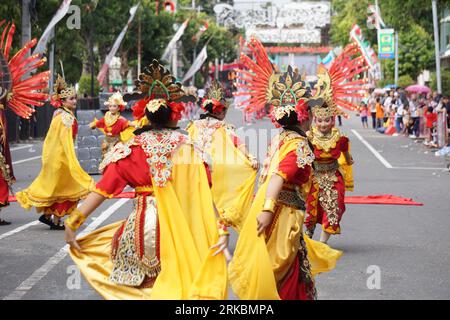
0,106,449,300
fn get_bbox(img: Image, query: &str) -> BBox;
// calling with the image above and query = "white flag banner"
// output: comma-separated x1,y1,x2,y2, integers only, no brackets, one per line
97,2,140,84
182,45,207,83
32,0,72,55
161,19,190,62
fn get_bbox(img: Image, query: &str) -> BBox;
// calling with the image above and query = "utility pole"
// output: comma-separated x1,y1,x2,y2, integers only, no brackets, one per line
394,31,399,86
432,0,442,93
137,8,142,75
172,0,178,79
21,0,32,76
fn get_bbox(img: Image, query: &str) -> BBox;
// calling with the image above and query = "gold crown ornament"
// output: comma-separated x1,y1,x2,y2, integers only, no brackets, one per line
269,66,309,121
203,81,229,108
309,69,338,119
52,74,75,101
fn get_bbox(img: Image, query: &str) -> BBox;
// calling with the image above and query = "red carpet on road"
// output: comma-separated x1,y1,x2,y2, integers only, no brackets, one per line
8,194,423,206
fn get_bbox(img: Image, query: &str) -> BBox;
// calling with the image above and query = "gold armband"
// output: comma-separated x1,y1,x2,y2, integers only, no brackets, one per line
262,198,277,214
65,208,87,231
217,219,230,236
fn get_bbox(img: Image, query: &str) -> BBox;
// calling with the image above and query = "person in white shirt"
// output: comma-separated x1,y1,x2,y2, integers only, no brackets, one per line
409,95,420,138
383,91,394,122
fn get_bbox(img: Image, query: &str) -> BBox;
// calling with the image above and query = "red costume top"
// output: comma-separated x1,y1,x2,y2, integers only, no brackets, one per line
94,132,212,198
306,127,348,235
92,112,130,138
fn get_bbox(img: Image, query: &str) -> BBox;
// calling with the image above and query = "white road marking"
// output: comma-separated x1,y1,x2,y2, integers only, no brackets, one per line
351,129,393,169
10,145,33,151
352,129,446,171
12,156,42,165
392,166,446,171
0,221,40,241
12,147,78,165
2,198,129,300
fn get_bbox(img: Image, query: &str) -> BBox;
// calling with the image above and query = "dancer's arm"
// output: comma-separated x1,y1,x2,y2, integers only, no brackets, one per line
257,174,284,236
64,192,107,252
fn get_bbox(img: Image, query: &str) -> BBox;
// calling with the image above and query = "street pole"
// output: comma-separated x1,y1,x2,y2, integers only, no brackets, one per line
49,28,55,93
432,0,442,93
137,9,142,75
395,31,399,86
21,0,31,81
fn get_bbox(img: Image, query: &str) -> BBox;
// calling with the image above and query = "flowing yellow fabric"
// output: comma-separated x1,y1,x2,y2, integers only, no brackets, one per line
69,143,227,300
228,136,342,300
16,112,94,210
120,118,149,142
338,143,354,191
187,123,257,231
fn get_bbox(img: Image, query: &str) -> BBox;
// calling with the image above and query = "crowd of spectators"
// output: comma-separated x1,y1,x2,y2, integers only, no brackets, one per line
361,87,450,149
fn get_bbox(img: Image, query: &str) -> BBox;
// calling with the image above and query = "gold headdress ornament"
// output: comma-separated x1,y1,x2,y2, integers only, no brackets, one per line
52,74,75,101
126,59,186,121
269,66,309,121
135,59,185,114
202,81,229,112
309,68,338,119
104,92,127,107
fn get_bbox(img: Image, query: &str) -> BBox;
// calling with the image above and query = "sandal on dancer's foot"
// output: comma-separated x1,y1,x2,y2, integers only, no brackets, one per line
50,223,65,230
0,219,11,226
38,214,53,227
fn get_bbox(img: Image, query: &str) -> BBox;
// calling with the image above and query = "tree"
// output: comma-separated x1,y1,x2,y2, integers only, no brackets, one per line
330,0,450,84
382,24,434,81
431,69,450,96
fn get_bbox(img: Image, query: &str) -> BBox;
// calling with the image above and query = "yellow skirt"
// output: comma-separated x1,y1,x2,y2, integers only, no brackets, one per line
70,221,154,300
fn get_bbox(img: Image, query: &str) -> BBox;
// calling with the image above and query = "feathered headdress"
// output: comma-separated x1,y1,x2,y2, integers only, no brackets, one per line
0,20,50,118
201,81,229,114
268,66,310,127
233,36,279,113
310,42,370,118
126,59,186,121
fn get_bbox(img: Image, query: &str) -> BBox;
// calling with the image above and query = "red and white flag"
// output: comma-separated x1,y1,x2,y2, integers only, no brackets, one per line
33,0,72,55
192,21,209,43
97,2,140,84
161,18,190,62
182,44,207,83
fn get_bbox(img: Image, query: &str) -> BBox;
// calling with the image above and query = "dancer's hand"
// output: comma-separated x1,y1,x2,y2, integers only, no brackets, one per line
64,226,82,253
211,235,229,257
257,211,274,236
251,159,260,171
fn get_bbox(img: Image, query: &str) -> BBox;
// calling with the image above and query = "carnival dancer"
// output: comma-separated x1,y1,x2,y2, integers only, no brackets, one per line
90,92,135,159
228,67,342,300
16,75,94,230
0,20,50,225
305,70,355,244
187,81,258,231
0,110,13,226
64,60,228,300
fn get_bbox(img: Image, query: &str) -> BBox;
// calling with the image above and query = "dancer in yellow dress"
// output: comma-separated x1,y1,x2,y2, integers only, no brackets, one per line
228,67,342,300
187,82,258,231
16,75,94,230
63,60,228,300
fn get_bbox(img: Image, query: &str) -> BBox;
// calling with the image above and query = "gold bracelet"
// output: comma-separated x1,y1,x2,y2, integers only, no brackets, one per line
262,198,277,214
217,219,230,236
65,208,87,231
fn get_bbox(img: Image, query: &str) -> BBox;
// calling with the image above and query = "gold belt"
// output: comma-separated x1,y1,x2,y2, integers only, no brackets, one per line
314,160,339,172
135,185,154,194
278,189,306,210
